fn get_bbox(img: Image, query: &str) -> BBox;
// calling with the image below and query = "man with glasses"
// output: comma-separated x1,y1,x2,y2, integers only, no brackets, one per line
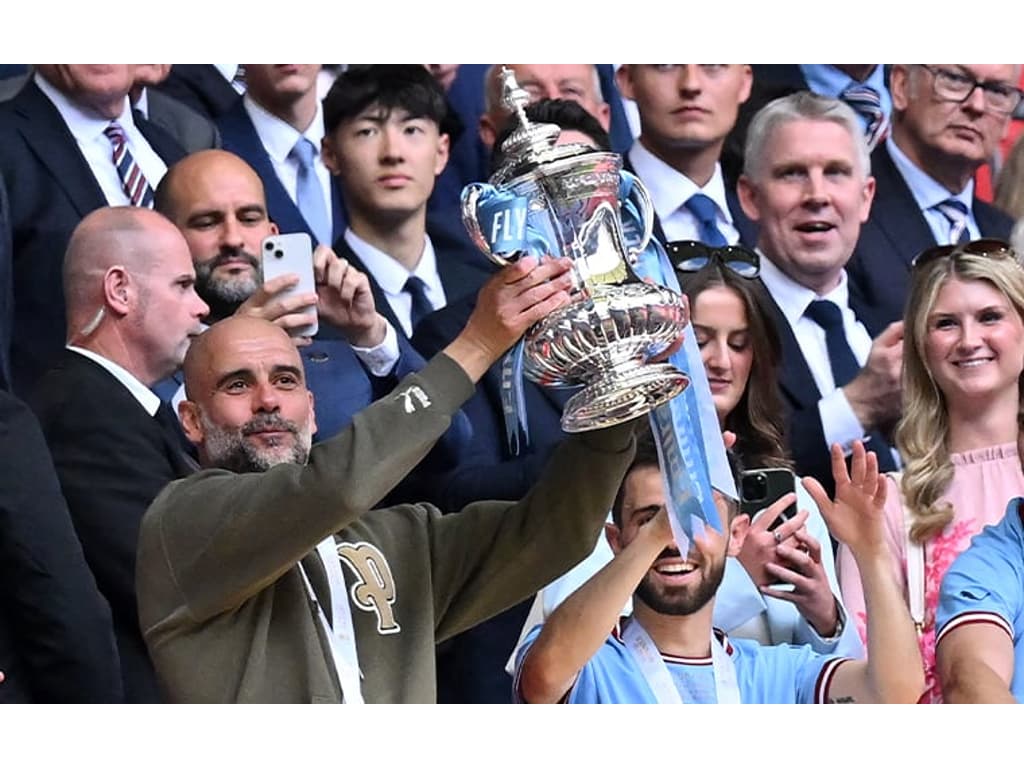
847,64,1019,327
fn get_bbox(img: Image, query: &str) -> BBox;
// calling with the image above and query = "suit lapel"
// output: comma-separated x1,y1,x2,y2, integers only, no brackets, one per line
135,113,186,166
763,289,821,409
336,239,403,337
867,146,936,268
13,81,106,217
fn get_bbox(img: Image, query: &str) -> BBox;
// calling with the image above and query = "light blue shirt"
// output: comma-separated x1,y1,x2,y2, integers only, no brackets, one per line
798,65,892,134
514,623,848,703
936,498,1024,702
885,137,980,244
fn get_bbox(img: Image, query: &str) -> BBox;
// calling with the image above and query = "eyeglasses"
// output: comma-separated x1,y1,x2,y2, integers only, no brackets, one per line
665,241,761,279
917,65,1024,115
911,238,1017,270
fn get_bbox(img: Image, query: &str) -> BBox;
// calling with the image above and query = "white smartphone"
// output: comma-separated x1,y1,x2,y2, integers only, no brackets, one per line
261,233,318,338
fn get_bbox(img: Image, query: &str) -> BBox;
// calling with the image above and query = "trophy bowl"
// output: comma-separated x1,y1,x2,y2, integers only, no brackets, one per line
462,68,690,433
524,282,689,432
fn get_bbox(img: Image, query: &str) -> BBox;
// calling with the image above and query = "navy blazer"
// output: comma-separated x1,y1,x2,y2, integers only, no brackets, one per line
333,230,495,343
0,80,186,396
0,173,11,391
155,65,241,122
847,144,1015,326
411,295,568,512
217,99,348,247
762,283,897,495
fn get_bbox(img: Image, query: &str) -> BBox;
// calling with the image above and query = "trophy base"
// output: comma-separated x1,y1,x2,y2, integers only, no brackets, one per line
561,362,689,433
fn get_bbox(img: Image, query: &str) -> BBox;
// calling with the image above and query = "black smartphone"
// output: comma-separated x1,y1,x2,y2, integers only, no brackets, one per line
739,468,797,531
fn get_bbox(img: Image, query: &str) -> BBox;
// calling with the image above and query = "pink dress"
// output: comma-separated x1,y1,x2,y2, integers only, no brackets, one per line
836,443,1024,703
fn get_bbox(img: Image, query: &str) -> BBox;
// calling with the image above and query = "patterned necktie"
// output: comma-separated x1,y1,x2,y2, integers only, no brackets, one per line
683,193,729,247
103,121,154,208
934,198,971,245
840,84,889,150
804,300,861,388
290,137,332,247
403,275,433,331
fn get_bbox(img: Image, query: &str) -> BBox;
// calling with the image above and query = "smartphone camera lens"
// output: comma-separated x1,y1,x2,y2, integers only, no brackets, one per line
274,250,284,259
741,472,768,503
264,241,274,251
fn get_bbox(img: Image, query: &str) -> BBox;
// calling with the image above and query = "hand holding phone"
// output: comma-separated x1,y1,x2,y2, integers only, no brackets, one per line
260,233,319,338
740,468,797,531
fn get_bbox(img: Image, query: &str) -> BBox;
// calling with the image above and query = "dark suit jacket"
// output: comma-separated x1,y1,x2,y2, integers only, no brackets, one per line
217,99,347,247
0,80,186,396
0,172,11,391
847,144,1015,326
154,65,241,122
411,295,567,513
29,351,196,702
0,389,122,703
334,233,495,343
144,88,220,153
762,283,897,495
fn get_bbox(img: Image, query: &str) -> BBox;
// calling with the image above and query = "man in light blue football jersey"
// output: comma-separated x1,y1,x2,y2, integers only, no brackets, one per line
936,499,1024,703
514,434,924,704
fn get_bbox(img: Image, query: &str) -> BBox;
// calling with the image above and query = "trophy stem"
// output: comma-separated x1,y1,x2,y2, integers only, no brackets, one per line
560,362,689,433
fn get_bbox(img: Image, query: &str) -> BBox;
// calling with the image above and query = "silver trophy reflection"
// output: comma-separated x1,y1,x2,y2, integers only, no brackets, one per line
461,69,689,432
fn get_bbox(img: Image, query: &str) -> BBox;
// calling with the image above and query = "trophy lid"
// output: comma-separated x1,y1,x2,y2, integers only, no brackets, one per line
491,67,595,185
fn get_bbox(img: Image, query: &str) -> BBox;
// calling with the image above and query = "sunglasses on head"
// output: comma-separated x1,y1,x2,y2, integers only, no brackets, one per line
911,238,1017,270
665,241,761,279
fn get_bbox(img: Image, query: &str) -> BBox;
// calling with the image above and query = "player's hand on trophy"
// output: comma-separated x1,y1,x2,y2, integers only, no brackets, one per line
444,256,573,383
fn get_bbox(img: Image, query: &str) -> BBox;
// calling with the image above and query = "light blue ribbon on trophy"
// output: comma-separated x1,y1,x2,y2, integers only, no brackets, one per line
464,182,557,455
619,173,738,548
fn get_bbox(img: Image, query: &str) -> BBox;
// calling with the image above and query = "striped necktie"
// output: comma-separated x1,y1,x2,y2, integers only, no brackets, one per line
934,198,971,245
840,84,889,151
103,121,154,208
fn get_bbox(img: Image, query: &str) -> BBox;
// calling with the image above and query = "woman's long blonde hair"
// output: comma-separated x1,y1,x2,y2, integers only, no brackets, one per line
896,250,1024,543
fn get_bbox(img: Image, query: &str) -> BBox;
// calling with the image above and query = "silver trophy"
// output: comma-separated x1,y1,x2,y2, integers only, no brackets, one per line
461,68,689,432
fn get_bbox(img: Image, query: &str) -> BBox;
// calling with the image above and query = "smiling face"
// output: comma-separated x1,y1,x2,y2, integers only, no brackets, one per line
693,285,754,424
181,318,316,472
322,103,449,230
611,465,744,616
739,117,875,294
922,275,1024,407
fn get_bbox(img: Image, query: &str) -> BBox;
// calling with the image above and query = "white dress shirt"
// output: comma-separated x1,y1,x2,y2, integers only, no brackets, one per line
758,257,873,453
243,95,334,228
66,345,160,416
344,229,446,339
35,72,168,207
885,136,980,245
627,141,740,245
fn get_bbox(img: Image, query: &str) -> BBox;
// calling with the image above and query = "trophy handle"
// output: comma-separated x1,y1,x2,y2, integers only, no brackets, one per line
461,183,513,267
620,170,654,265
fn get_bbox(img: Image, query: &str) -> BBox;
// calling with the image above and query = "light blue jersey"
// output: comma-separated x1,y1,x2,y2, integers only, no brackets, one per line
936,499,1024,702
514,624,848,704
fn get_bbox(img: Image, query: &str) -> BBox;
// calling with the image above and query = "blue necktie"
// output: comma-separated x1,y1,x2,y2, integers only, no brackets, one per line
290,137,332,247
683,193,728,247
403,275,433,331
934,198,971,245
804,300,860,388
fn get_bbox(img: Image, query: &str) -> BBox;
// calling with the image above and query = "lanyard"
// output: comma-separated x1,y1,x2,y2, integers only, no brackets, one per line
621,619,741,704
298,536,364,704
